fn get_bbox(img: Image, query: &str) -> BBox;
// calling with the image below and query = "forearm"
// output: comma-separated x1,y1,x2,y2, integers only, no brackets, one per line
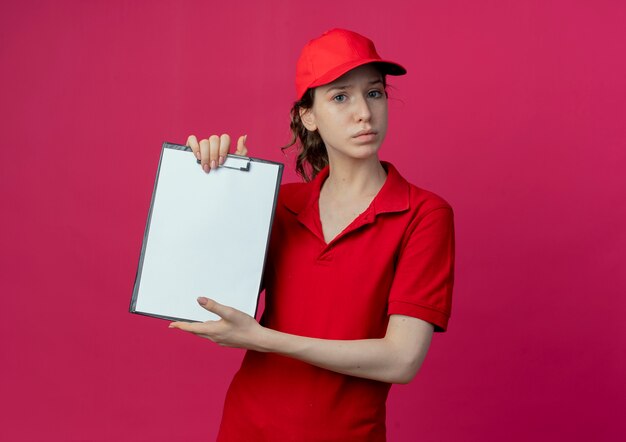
258,331,408,383
170,299,434,384
255,317,433,384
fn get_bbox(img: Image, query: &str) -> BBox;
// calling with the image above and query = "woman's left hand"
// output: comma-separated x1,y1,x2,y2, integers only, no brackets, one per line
169,297,265,350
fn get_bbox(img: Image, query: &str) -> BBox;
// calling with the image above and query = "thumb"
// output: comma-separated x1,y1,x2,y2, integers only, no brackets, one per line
235,134,248,156
197,297,233,319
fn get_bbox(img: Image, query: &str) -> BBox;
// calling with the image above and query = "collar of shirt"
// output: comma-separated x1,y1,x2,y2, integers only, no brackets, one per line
283,161,410,244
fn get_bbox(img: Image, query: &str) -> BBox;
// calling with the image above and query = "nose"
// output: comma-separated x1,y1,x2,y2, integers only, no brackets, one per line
354,96,372,122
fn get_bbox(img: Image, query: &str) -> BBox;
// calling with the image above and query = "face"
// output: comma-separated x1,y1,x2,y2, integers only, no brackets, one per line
300,64,388,163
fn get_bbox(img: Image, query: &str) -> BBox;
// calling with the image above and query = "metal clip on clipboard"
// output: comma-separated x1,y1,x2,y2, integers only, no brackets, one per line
196,154,250,171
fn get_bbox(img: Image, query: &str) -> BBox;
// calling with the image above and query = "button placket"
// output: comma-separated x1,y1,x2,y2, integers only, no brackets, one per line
317,243,334,262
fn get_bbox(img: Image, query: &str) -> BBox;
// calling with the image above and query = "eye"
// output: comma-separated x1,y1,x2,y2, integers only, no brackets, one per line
332,94,347,103
368,90,384,99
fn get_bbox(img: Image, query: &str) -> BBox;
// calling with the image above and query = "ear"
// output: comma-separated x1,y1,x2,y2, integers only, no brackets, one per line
299,107,317,132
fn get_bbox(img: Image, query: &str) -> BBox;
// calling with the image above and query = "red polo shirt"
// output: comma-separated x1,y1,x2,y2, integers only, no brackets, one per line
217,162,454,441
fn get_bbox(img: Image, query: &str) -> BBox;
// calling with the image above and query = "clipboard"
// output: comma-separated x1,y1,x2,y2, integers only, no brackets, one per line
130,142,283,322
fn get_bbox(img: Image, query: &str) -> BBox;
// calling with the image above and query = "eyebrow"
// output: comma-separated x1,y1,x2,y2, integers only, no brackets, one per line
325,79,384,93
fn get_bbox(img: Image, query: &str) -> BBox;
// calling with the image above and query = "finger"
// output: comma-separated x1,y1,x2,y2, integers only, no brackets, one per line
208,135,220,170
187,135,200,160
235,134,248,156
168,321,209,333
197,297,235,321
218,134,230,166
169,320,224,341
199,138,210,173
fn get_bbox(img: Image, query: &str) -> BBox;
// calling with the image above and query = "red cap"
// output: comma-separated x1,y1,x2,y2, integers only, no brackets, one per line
295,28,407,100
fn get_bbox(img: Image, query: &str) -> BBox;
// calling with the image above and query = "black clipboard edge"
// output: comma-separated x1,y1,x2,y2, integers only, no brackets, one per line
129,141,284,323
250,155,284,321
129,142,168,316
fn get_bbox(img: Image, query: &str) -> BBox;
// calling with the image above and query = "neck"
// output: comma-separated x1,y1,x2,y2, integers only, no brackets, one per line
323,155,387,198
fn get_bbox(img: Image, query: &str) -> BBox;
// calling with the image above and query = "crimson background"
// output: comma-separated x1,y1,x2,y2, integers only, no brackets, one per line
1,1,625,441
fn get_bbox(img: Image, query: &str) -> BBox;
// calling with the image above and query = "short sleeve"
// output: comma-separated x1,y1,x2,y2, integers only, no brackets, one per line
387,206,455,332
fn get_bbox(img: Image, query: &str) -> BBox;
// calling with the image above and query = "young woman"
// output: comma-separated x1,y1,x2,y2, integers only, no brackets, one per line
171,29,455,441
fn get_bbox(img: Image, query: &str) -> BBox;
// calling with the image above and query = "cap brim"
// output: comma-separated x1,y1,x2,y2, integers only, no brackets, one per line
308,58,407,91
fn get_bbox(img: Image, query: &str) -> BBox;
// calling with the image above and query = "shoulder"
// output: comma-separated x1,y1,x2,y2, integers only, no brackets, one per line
399,184,454,248
277,181,312,214
407,183,453,220
381,163,454,247
384,162,453,219
279,181,308,196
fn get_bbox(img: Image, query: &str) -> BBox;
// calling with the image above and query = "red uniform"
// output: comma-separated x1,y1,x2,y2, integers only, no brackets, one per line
217,162,455,441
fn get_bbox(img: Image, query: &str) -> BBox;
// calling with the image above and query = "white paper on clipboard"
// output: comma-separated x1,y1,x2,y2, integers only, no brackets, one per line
130,142,283,322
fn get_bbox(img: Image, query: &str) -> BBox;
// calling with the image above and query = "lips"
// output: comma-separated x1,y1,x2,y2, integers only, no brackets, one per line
353,129,377,138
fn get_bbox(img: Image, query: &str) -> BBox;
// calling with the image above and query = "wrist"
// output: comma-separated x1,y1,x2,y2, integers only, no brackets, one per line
251,325,276,353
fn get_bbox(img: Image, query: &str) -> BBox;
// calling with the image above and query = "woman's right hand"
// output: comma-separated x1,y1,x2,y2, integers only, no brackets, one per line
186,134,249,173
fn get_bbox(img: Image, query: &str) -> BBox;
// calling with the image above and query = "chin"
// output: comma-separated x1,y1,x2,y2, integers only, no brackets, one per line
348,146,381,160
326,140,382,161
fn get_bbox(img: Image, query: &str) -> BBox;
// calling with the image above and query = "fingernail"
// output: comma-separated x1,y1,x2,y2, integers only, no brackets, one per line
195,152,200,160
197,296,208,305
219,155,225,165
211,160,216,169
203,164,210,173
244,134,248,143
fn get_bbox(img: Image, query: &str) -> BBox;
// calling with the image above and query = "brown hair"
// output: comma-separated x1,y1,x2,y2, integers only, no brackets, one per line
282,71,388,182
282,88,327,182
